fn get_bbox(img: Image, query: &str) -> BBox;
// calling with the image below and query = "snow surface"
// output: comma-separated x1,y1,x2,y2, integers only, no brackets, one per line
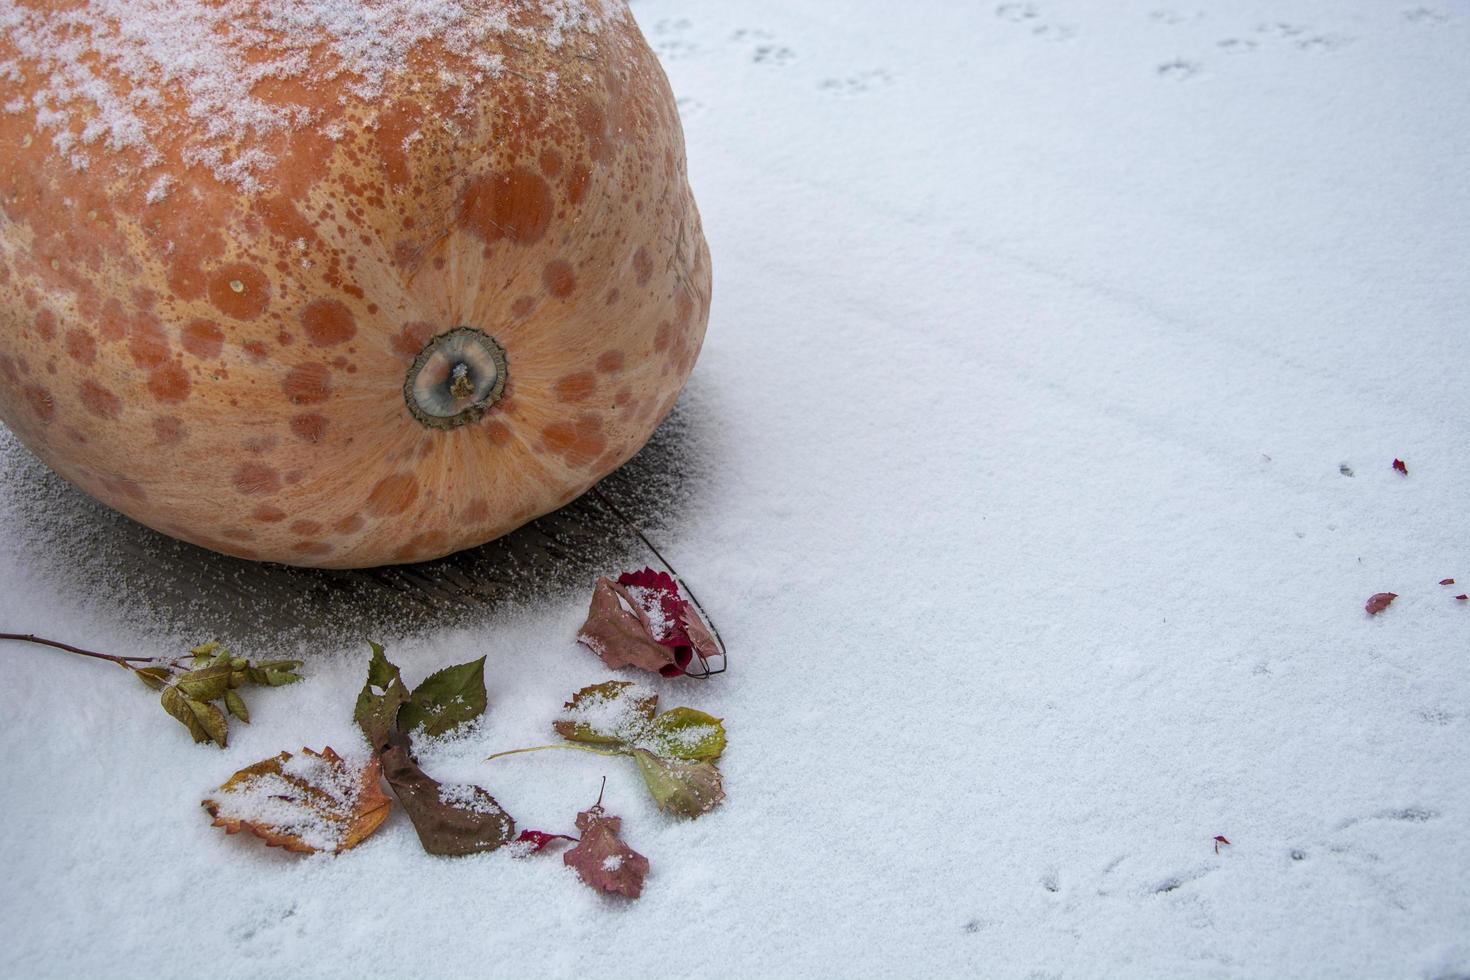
3,1,1470,977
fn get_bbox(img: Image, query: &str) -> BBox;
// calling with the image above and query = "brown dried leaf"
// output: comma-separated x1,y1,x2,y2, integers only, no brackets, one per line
202,747,391,854
563,808,649,899
381,730,515,856
576,578,681,674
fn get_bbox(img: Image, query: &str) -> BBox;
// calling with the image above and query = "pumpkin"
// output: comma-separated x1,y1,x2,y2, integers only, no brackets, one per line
0,1,710,568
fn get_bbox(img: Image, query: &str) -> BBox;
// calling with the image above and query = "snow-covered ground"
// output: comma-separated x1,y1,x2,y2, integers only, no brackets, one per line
3,1,1469,977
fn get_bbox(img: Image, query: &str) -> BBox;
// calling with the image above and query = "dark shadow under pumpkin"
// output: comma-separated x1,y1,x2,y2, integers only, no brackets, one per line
0,394,714,650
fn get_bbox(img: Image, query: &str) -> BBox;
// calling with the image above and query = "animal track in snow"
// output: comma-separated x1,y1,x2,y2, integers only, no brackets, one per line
818,69,893,96
995,4,1077,42
730,28,795,67
1156,59,1202,80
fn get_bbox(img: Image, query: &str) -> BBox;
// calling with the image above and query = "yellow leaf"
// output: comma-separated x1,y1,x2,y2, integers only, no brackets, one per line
202,747,391,854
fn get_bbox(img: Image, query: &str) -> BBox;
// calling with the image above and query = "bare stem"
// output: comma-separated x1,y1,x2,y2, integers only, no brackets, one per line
485,743,626,763
0,632,160,671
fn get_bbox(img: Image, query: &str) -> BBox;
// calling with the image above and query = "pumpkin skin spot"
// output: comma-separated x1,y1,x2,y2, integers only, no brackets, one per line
365,473,418,517
148,363,191,403
510,296,535,318
290,413,328,443
543,259,576,298
232,463,281,496
283,362,332,404
392,322,434,359
65,329,96,365
301,298,357,346
554,371,596,403
207,263,270,320
79,380,122,420
222,528,254,541
459,167,553,246
333,513,365,534
632,246,652,287
181,319,224,360
596,350,624,374
23,385,55,423
485,420,513,447
33,308,56,341
252,505,287,523
292,540,332,556
153,416,185,445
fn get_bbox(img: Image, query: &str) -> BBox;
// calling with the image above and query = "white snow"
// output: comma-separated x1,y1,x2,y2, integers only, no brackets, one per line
2,1,1469,978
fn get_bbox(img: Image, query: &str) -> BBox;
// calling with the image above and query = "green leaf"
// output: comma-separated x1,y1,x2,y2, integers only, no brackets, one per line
176,663,232,702
245,659,304,687
399,656,487,737
224,689,250,723
161,686,209,743
632,748,724,818
354,641,410,751
649,707,726,761
188,698,229,746
134,665,173,691
552,681,657,747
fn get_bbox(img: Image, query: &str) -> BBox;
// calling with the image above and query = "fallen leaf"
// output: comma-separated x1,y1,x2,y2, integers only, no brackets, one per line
202,747,391,854
564,807,649,899
1440,579,1455,586
1393,458,1408,475
577,578,688,675
553,681,658,747
1456,595,1468,602
161,685,229,746
514,829,578,853
381,729,515,856
1365,593,1398,616
632,748,725,818
1214,835,1231,854
354,641,411,752
648,706,727,762
399,655,488,737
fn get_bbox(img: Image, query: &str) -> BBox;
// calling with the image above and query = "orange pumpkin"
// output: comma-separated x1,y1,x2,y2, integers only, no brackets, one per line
0,1,710,568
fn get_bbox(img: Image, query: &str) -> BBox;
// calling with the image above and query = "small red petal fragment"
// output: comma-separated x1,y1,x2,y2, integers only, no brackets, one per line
1214,836,1230,845
1365,593,1398,615
1456,595,1468,602
514,830,577,853
1439,579,1455,586
1392,458,1408,475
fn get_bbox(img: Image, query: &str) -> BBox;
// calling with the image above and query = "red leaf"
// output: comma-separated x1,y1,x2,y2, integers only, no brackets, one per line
1365,592,1398,615
515,829,577,853
1392,458,1408,475
1214,835,1230,845
577,568,706,677
1456,595,1468,602
1440,579,1455,586
563,807,649,899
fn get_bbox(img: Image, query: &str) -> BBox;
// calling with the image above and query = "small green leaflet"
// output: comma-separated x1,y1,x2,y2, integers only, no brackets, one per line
398,656,488,737
152,642,304,747
353,641,411,751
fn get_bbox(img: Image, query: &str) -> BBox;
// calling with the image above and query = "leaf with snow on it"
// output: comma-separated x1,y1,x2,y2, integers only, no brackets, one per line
381,730,514,856
564,808,649,899
354,641,411,751
553,681,658,747
648,706,726,762
202,747,391,855
399,655,487,737
1365,592,1398,616
632,748,725,818
577,577,687,675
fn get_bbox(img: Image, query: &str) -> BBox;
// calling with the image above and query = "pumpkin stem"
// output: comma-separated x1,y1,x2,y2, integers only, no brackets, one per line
404,327,508,430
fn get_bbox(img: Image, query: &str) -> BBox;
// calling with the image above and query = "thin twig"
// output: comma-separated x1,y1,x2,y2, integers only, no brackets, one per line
485,743,626,763
0,632,160,670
